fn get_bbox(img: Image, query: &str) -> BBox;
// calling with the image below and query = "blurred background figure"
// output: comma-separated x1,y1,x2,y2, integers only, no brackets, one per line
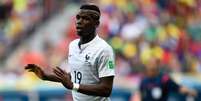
0,0,201,101
134,58,197,101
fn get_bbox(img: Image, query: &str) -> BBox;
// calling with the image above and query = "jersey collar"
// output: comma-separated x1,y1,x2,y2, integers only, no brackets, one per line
79,35,99,50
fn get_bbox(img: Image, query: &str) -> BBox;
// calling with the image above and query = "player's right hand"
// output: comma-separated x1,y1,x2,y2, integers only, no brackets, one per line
25,64,46,80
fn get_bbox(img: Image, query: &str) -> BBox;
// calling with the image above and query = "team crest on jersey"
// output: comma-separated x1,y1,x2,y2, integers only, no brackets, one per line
85,54,90,62
84,54,92,66
107,59,114,69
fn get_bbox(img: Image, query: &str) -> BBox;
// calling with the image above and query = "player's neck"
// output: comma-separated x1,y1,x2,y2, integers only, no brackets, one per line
78,33,96,47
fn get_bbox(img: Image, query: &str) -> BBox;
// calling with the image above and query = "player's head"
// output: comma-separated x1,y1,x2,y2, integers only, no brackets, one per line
145,57,160,77
76,4,100,37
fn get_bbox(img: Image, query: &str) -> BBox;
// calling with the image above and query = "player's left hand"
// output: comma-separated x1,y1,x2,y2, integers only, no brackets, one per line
53,67,73,90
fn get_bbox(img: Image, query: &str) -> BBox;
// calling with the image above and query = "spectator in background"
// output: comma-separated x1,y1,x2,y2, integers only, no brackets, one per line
135,58,197,101
120,11,148,41
20,49,47,69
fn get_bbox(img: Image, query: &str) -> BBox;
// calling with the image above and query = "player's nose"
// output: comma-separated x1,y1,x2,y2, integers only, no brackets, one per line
76,20,83,28
76,18,83,25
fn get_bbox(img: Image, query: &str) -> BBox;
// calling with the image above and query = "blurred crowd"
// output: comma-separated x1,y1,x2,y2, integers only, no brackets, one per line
0,0,70,90
0,0,42,65
95,0,201,76
0,0,201,90
66,0,201,76
0,0,66,66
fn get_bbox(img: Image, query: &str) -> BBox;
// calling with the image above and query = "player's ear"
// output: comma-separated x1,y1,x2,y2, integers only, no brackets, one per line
95,20,100,27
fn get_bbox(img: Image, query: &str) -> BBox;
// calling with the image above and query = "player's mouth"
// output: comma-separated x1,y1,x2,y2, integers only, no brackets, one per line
76,26,83,32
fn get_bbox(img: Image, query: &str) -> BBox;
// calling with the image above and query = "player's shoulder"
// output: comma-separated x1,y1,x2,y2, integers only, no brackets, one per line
97,36,113,52
69,38,79,48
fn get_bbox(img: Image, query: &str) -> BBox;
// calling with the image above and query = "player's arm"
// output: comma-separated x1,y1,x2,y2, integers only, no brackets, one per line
25,64,62,82
53,48,115,97
53,67,114,97
165,74,197,96
78,76,114,97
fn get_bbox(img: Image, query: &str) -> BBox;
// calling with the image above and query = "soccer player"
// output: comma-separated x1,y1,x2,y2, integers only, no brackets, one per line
25,4,115,101
136,58,197,101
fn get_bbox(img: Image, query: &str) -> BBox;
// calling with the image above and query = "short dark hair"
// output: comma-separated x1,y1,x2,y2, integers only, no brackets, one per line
80,4,100,20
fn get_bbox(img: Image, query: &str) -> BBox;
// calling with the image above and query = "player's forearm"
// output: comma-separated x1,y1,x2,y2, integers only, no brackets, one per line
77,84,112,97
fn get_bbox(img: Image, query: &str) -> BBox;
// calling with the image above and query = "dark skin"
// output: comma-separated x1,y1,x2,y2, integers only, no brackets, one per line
76,10,99,46
25,9,114,97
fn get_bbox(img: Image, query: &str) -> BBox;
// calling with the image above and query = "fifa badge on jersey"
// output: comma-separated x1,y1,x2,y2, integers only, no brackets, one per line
107,59,114,69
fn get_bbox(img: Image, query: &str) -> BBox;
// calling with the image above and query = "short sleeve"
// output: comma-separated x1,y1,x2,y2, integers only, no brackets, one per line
98,48,115,78
60,59,71,73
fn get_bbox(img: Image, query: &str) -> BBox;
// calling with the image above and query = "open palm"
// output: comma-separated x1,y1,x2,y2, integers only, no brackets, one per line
25,64,45,79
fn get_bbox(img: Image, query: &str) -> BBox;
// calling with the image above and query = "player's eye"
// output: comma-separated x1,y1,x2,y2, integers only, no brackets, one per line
76,15,80,19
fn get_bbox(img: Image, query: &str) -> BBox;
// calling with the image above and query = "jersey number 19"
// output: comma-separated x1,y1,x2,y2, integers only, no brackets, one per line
74,71,82,84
